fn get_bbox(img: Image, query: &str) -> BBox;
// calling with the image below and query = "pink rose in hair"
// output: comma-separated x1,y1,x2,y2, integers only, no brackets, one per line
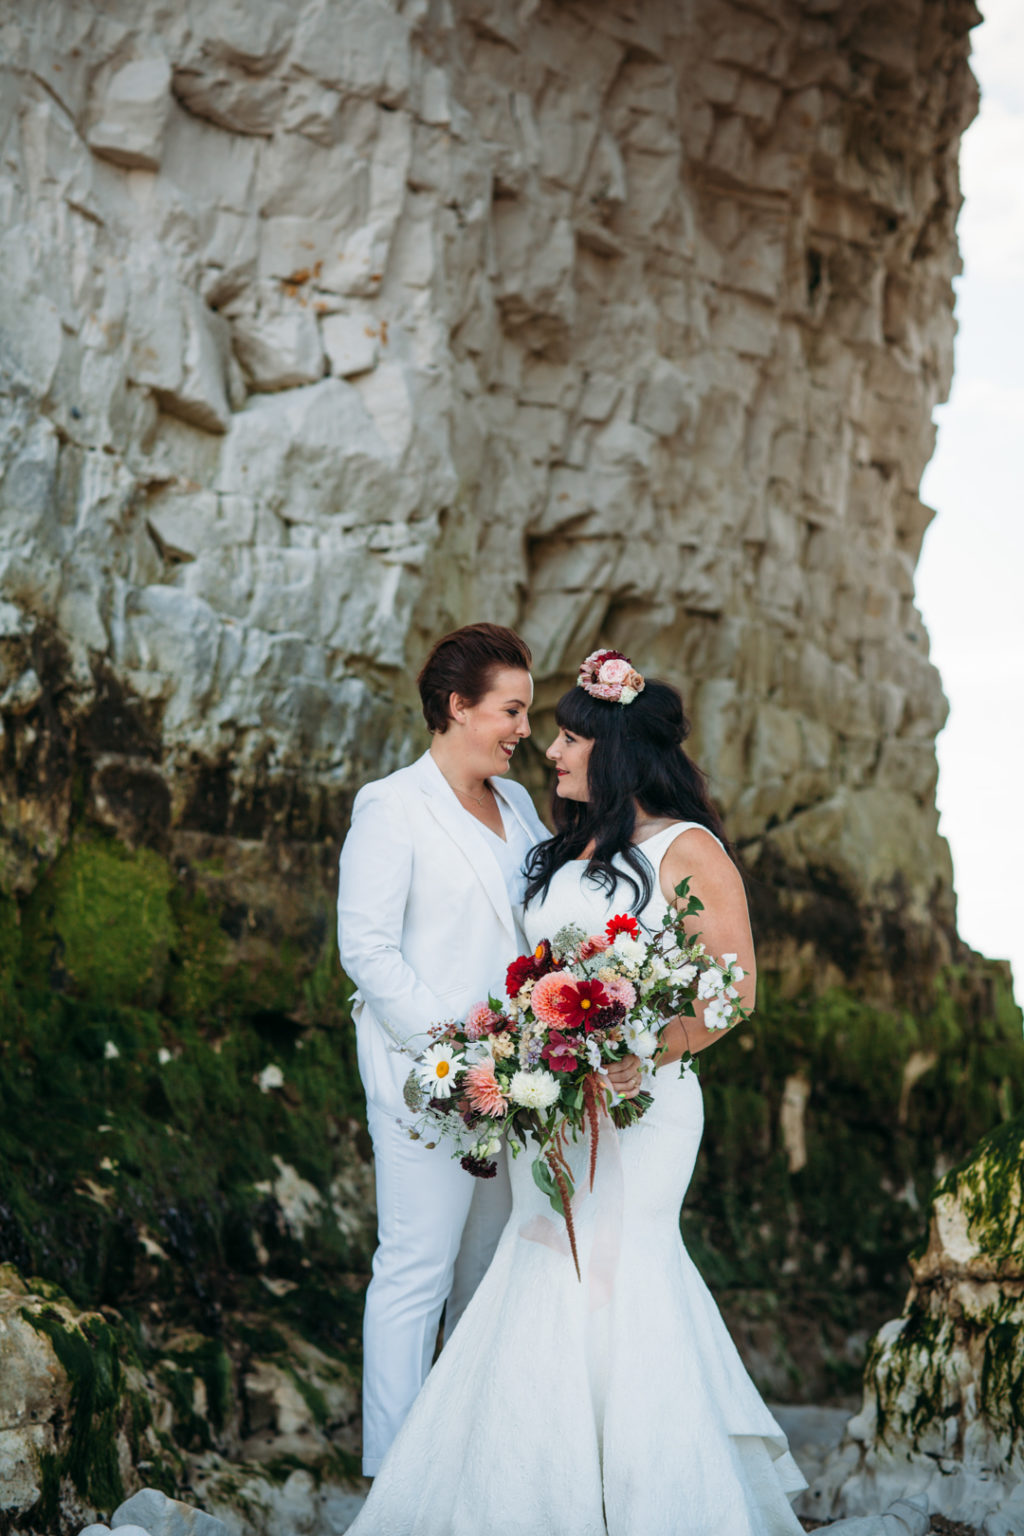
598,657,631,685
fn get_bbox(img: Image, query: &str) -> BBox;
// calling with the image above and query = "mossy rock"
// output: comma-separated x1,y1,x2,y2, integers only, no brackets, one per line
6,1279,181,1532
20,835,175,1007
919,1110,1024,1278
857,1110,1024,1466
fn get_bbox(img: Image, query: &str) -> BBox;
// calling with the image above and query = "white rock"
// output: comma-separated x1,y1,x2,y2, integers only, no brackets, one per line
290,0,412,105
986,1482,1024,1536
253,1154,323,1240
322,312,380,378
88,57,172,170
633,358,697,439
113,1487,228,1536
232,307,325,392
128,262,232,433
77,1525,114,1536
0,1425,51,1517
823,1496,930,1535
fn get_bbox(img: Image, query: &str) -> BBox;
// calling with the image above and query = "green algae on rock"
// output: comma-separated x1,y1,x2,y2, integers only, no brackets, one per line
802,1112,1024,1530
0,1265,182,1533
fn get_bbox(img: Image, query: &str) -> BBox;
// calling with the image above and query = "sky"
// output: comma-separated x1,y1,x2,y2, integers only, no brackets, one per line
916,0,1024,1005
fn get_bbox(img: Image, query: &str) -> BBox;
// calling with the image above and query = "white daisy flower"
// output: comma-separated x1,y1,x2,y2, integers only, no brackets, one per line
418,1043,463,1099
508,1069,561,1110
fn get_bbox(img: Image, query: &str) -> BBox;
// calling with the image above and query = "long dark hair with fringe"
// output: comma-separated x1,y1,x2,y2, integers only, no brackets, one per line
523,678,731,916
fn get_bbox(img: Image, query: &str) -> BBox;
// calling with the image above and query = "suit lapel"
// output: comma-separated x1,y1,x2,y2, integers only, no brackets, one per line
415,752,516,938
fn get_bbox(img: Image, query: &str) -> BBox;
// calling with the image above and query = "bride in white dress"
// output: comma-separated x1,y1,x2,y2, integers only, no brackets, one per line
346,653,806,1536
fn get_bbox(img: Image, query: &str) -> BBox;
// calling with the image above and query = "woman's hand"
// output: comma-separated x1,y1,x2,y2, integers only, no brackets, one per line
605,1052,643,1100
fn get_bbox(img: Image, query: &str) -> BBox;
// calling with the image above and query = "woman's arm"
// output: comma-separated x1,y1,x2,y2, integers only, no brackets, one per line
337,783,449,1054
654,827,756,1067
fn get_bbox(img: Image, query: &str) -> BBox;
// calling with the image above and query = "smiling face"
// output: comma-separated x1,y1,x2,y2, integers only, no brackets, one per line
546,725,594,801
449,666,533,778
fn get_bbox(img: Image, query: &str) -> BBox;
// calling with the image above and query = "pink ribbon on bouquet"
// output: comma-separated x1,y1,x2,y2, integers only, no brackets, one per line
519,1098,624,1311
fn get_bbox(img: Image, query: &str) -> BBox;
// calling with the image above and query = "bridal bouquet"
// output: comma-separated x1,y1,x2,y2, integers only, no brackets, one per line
404,879,749,1274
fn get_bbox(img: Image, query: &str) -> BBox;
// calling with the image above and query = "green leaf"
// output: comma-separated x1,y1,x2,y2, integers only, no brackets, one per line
488,994,504,1014
531,1156,566,1217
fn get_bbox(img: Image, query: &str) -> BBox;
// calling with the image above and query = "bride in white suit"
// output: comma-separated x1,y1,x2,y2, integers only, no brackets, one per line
337,624,552,1474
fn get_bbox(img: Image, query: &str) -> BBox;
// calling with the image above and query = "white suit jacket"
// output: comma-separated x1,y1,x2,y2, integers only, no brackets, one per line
337,750,549,1112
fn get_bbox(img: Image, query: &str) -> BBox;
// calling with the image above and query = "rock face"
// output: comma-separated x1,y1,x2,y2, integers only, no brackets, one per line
0,0,982,996
805,1113,1024,1536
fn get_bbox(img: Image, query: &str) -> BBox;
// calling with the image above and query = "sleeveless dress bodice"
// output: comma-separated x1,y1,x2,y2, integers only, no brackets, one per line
520,819,709,953
346,821,806,1536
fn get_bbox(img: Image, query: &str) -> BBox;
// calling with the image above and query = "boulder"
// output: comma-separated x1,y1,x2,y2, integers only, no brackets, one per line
113,1488,228,1536
806,1114,1024,1532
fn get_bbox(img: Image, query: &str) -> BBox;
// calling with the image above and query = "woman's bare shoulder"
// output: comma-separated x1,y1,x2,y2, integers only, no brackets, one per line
660,824,741,897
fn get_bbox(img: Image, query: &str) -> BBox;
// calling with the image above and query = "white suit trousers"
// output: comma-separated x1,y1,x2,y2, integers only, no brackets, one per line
362,1099,512,1475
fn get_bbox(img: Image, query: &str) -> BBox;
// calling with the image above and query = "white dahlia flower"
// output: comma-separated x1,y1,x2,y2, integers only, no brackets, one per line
612,933,645,966
508,1069,561,1111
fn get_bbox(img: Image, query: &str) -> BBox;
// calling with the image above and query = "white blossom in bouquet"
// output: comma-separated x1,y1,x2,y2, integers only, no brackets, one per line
630,1028,659,1059
642,956,670,988
611,933,645,967
697,965,726,1000
704,996,733,1030
508,1068,561,1110
552,922,587,961
417,1042,463,1098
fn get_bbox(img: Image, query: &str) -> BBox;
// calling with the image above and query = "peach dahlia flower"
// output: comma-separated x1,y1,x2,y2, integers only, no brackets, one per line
465,1062,508,1117
529,970,573,1028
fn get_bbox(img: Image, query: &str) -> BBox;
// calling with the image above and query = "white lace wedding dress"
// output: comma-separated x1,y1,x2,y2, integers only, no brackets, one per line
346,822,806,1536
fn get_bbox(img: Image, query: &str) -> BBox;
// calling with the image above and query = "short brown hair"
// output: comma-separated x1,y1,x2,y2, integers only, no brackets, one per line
417,623,532,733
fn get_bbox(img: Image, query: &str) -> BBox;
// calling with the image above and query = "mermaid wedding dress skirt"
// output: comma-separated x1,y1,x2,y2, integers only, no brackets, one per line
346,824,806,1535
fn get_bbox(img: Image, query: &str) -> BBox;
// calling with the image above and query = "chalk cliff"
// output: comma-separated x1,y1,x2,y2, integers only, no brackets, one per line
0,0,983,992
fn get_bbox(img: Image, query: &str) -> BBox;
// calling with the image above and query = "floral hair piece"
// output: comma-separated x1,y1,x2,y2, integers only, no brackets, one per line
577,648,645,705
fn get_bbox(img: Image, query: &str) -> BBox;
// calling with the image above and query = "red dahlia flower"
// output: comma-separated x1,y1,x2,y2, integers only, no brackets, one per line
555,978,610,1032
541,1031,579,1073
605,913,640,942
505,938,554,998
